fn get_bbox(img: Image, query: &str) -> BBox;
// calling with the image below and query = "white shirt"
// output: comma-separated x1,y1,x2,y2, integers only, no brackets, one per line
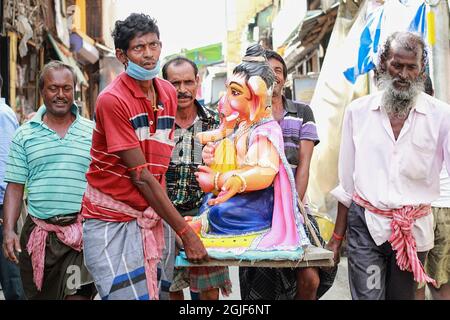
431,168,450,208
331,91,450,252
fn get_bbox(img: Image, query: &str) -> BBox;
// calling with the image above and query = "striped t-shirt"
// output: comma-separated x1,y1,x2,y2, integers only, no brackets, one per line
82,73,177,217
279,98,320,171
4,104,93,219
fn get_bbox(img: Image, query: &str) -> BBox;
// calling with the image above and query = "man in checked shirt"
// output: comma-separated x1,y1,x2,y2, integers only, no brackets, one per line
161,57,232,300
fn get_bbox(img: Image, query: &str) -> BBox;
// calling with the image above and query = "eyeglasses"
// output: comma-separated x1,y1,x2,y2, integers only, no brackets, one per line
129,41,162,54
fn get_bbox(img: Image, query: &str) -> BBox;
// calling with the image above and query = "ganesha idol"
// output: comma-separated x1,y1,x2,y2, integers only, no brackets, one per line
180,44,310,263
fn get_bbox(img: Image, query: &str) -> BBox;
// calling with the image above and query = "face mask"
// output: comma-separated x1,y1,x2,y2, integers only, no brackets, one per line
126,59,161,81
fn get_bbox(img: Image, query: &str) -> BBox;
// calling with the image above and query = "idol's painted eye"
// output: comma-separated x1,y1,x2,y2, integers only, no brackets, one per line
231,89,241,96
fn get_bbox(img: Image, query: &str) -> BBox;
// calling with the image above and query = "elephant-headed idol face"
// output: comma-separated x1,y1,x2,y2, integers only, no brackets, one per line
217,95,238,125
224,73,268,122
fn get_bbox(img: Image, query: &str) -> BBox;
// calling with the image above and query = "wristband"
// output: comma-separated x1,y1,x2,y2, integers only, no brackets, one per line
332,232,344,241
127,163,151,180
127,163,150,172
177,224,191,237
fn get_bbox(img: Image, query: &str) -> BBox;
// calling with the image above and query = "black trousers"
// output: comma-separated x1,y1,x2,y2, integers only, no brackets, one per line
347,202,427,300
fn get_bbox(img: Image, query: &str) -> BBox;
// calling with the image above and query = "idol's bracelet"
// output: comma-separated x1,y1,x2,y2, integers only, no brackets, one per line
214,172,221,191
231,173,247,193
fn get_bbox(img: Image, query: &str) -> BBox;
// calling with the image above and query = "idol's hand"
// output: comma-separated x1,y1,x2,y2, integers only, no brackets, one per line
201,142,216,166
195,165,215,192
207,175,241,205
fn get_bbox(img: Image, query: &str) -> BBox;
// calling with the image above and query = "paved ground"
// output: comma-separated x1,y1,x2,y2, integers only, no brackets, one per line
1,257,435,300
320,257,351,300
3,256,435,300
183,257,352,300
0,257,351,300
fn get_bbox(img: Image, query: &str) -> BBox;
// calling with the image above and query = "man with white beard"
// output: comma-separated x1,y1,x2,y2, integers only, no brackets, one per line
326,31,450,300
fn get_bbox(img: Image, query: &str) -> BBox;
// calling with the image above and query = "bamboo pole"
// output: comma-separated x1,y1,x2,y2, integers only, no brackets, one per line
8,31,17,113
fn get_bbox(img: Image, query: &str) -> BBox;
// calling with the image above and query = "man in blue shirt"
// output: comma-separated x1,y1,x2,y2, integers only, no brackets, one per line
0,74,26,300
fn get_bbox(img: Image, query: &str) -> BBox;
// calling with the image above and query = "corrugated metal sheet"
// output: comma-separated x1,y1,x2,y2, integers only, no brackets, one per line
284,2,339,71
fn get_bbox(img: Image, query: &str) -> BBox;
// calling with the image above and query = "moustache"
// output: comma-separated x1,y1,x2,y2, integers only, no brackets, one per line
393,78,411,85
177,93,193,99
53,99,69,104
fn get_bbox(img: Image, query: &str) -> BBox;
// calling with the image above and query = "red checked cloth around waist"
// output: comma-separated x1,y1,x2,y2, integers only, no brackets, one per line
82,184,164,300
353,193,436,285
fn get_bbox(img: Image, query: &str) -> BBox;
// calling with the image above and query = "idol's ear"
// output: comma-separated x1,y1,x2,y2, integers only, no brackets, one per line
247,76,267,122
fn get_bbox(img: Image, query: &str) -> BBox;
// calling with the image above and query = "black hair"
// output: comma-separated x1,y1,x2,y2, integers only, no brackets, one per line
39,60,77,91
111,13,160,51
378,31,428,75
265,49,287,80
0,74,3,91
162,56,198,80
233,44,275,89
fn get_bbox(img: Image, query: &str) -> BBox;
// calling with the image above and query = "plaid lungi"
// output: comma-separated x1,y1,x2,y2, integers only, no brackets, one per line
158,221,176,300
83,218,162,300
170,266,232,296
159,215,232,297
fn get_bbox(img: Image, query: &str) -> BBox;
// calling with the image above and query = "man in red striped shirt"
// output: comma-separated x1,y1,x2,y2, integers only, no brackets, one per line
81,13,208,300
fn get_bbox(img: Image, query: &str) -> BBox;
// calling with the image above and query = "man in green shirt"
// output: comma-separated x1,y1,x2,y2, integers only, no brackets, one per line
2,61,96,300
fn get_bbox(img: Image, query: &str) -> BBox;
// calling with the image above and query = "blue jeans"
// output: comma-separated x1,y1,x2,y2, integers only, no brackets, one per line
0,205,26,300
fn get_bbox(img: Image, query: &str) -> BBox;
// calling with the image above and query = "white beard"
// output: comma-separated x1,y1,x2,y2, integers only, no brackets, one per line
378,73,425,119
